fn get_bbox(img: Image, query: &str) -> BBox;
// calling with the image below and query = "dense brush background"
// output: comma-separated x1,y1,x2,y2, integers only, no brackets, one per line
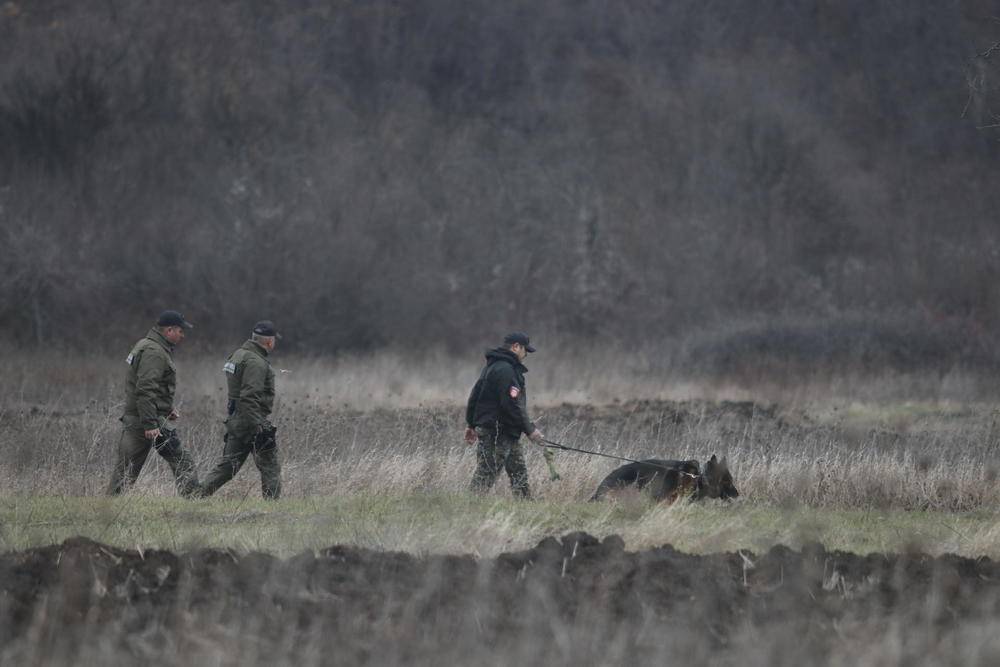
1,1,998,371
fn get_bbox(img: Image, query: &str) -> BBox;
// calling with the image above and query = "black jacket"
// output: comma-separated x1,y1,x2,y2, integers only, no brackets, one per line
465,348,535,437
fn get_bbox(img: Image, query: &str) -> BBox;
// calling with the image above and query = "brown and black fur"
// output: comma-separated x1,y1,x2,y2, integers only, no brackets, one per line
590,455,739,503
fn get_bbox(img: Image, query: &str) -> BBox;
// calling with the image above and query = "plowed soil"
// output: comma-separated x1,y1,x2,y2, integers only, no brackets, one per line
2,534,1000,666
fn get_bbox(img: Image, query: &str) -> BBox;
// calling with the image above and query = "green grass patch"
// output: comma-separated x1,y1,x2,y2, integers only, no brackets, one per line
2,494,998,558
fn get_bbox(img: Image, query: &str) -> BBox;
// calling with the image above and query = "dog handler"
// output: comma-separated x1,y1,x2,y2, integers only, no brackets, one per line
465,332,545,498
107,310,200,497
199,320,282,499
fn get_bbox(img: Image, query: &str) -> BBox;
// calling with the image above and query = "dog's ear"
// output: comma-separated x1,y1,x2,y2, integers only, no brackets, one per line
720,456,728,470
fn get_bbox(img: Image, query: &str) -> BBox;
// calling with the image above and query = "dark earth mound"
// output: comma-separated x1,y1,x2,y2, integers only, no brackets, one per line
2,534,1000,666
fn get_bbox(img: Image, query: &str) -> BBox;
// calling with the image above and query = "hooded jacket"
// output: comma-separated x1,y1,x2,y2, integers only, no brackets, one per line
465,347,535,437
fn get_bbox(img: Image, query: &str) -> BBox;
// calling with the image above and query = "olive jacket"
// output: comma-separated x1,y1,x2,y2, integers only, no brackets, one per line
123,328,177,431
223,340,275,438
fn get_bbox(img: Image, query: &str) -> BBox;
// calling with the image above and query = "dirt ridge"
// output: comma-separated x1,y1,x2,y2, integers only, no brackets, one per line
2,534,999,665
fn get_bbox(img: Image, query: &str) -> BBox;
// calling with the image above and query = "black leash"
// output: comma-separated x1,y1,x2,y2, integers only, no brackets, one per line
538,438,648,466
537,438,701,479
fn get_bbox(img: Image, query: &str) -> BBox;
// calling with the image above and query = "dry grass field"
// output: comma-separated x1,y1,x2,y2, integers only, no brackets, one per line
4,350,999,512
3,350,1000,665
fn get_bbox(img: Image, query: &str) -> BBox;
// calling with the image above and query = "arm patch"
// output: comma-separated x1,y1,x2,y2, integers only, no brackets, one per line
509,386,520,398
223,361,237,374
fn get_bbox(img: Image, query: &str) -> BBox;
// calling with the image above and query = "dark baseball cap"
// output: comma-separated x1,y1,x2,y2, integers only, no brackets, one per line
503,332,535,353
157,310,193,329
252,320,282,339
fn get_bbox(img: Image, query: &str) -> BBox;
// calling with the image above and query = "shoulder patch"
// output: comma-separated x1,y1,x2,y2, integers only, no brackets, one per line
126,353,134,365
509,386,520,398
223,361,237,374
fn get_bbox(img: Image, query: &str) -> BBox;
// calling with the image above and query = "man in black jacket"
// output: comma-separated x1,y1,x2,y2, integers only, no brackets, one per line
465,332,544,498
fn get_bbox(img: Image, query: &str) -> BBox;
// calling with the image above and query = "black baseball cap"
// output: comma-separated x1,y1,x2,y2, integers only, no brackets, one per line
503,332,535,353
253,320,282,339
157,310,193,329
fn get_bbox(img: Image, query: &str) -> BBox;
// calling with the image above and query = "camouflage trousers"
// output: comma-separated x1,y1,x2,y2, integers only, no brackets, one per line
469,426,530,499
199,425,281,499
107,421,200,497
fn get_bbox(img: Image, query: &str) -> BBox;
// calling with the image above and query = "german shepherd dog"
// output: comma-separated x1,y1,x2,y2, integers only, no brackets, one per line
590,455,739,503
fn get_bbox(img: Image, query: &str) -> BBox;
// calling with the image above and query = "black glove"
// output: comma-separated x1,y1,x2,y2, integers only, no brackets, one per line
254,422,278,453
153,428,181,454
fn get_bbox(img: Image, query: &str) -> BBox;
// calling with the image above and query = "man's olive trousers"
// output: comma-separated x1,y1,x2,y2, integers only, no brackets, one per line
107,420,200,497
200,426,281,499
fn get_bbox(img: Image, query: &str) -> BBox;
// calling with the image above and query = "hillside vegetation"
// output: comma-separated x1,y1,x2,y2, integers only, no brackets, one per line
1,1,998,372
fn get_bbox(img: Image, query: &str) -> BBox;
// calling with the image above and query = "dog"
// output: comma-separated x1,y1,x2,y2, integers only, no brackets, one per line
589,455,738,503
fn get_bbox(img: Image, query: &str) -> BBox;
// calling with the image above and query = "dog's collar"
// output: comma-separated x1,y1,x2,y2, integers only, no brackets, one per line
693,472,708,498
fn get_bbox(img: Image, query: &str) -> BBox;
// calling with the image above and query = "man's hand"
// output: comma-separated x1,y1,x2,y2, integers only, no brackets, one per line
528,429,544,443
464,427,477,445
168,408,180,421
144,428,162,440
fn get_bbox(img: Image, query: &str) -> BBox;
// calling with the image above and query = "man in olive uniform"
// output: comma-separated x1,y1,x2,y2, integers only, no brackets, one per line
107,310,200,497
465,332,544,498
199,320,282,499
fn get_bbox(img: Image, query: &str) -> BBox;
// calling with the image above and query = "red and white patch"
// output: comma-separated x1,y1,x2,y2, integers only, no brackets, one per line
509,386,520,399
